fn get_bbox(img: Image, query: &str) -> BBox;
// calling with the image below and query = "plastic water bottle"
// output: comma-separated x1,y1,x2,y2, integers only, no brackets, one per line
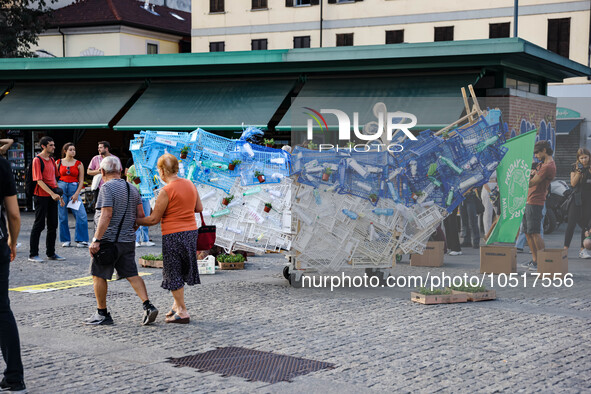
241,142,255,158
354,181,372,192
446,187,455,206
459,174,484,190
342,209,358,220
486,161,499,171
270,158,285,164
187,161,197,181
243,186,262,196
271,173,284,180
201,160,228,171
266,189,282,197
428,176,442,187
200,190,216,201
347,159,368,178
226,227,242,234
439,156,463,174
372,208,394,216
369,222,376,241
387,182,399,201
255,233,264,242
313,189,322,205
476,135,499,152
227,198,242,208
211,208,230,218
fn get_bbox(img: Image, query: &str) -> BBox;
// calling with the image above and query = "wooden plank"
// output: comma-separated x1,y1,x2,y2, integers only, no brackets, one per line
451,289,496,302
410,292,468,304
468,84,482,115
139,258,163,268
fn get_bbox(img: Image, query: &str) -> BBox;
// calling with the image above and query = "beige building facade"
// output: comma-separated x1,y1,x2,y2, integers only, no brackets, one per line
192,0,590,83
34,26,185,57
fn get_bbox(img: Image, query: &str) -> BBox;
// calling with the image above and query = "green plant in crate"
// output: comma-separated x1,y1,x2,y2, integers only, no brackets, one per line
418,287,452,295
263,138,274,147
141,253,163,261
450,281,487,293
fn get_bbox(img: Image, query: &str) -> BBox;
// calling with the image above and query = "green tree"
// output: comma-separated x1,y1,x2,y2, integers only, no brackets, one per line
0,0,56,58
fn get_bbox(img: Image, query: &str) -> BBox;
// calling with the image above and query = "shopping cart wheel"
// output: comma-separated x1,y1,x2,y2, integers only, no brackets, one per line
283,265,290,281
289,271,303,288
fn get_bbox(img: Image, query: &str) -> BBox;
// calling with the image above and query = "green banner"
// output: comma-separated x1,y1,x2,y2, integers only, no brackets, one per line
486,129,538,244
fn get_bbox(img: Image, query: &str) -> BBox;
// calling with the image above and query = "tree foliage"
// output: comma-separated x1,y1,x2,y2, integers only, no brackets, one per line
0,0,56,58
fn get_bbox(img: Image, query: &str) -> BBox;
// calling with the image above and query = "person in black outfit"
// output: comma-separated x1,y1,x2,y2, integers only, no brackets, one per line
0,156,26,392
460,190,481,249
563,148,591,258
443,206,462,255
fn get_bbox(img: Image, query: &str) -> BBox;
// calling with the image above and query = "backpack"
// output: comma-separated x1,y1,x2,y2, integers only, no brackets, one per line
25,156,56,197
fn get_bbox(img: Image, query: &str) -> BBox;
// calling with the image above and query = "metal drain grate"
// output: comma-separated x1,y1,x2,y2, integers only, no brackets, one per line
168,347,335,384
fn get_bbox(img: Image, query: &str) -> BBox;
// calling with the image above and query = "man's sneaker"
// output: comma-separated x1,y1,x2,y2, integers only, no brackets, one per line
76,242,88,248
84,312,114,325
0,378,27,393
579,249,591,259
142,303,159,326
28,256,44,263
528,262,538,271
62,241,71,247
135,242,141,247
521,260,535,269
448,251,462,256
140,241,156,247
47,254,66,261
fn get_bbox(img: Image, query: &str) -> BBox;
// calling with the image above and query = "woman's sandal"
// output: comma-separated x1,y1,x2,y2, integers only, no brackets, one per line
165,309,176,318
165,313,190,324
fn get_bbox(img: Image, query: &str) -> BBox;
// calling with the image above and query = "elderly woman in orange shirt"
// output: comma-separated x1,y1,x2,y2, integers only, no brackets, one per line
136,153,203,324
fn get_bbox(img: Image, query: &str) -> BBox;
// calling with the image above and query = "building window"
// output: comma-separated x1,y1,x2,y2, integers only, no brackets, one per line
209,42,225,52
252,39,268,50
286,0,319,6
434,26,453,42
385,30,404,44
210,0,224,13
294,36,311,48
548,18,570,58
505,77,540,93
489,22,510,38
327,0,363,3
146,43,158,54
252,0,267,9
336,33,354,47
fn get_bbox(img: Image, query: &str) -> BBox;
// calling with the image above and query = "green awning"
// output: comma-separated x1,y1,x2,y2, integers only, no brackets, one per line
115,79,297,131
556,118,583,135
276,73,481,134
0,82,142,129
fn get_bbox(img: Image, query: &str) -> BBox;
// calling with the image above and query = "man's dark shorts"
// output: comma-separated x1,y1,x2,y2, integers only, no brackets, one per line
522,204,543,234
90,242,138,280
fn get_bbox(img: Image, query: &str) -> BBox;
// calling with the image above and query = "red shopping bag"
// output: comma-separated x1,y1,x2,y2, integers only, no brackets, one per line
197,212,216,251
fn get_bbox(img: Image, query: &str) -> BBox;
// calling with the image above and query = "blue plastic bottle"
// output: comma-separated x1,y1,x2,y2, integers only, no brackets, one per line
342,209,358,220
372,208,394,216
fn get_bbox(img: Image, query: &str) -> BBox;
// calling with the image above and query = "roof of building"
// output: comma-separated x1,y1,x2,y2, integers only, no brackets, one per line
48,0,190,36
0,38,589,82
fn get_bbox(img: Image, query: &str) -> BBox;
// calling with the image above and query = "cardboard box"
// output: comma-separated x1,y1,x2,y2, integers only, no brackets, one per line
537,249,568,276
480,245,516,274
410,241,444,267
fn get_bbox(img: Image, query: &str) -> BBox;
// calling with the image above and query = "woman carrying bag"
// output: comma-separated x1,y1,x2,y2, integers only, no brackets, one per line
57,143,89,247
136,154,203,324
563,148,591,258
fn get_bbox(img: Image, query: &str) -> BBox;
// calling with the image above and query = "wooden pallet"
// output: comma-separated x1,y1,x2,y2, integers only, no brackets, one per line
410,292,468,305
451,289,496,302
139,258,163,268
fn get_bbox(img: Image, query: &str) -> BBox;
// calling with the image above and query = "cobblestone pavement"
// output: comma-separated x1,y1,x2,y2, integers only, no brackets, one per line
3,213,591,392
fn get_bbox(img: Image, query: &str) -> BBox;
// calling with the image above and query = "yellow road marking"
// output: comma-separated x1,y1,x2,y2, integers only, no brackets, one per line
10,272,153,293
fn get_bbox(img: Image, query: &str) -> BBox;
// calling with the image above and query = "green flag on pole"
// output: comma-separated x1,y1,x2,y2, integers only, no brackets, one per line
486,129,538,244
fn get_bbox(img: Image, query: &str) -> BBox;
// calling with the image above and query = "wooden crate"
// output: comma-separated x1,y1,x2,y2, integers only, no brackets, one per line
451,289,496,302
410,292,468,305
139,258,163,268
218,261,245,270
